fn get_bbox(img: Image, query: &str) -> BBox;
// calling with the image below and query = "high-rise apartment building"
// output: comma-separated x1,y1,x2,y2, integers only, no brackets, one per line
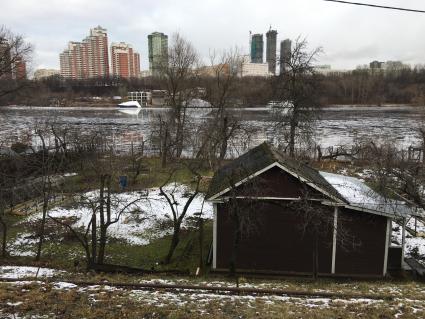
280,39,292,75
60,41,84,79
59,26,109,79
0,40,12,79
148,32,168,77
111,42,140,78
250,34,264,63
266,29,277,74
12,56,26,80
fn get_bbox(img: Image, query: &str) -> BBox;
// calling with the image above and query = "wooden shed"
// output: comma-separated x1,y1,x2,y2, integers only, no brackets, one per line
206,143,421,277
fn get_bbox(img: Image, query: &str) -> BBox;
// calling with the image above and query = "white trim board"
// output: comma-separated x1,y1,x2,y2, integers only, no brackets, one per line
383,217,391,276
331,207,338,274
212,203,217,269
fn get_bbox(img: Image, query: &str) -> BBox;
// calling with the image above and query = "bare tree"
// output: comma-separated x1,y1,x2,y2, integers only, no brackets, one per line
284,189,357,280
195,49,249,167
49,186,144,268
24,123,66,261
0,25,32,98
159,166,202,264
225,181,262,285
272,37,323,157
158,33,200,161
48,132,145,268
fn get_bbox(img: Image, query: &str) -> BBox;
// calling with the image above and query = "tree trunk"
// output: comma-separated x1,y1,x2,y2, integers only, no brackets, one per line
164,223,181,264
91,211,97,266
35,193,49,261
289,120,296,158
317,146,322,162
229,212,241,279
312,232,319,280
161,127,169,169
97,175,108,265
218,117,229,163
0,216,7,257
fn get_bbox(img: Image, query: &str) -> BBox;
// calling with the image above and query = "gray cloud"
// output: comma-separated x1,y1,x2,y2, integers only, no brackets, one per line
1,0,425,72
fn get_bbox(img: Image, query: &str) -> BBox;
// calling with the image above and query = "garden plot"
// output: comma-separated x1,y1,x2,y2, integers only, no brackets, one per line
10,183,213,256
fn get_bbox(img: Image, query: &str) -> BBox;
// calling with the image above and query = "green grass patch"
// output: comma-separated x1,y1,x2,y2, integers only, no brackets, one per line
3,220,213,274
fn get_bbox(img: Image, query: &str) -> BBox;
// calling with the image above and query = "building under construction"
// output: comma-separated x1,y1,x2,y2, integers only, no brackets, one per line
280,39,292,75
266,29,277,74
250,33,264,63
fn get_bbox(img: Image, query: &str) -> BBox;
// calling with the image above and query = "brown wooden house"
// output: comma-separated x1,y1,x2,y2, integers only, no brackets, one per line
207,143,421,277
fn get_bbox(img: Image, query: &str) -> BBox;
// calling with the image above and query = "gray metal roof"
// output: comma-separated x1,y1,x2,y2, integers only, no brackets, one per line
207,142,423,218
207,142,346,203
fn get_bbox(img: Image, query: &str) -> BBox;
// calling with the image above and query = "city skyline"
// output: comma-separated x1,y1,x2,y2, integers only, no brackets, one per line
3,0,425,73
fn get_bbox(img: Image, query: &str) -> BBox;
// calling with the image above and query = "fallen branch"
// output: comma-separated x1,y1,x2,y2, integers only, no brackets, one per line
0,278,396,301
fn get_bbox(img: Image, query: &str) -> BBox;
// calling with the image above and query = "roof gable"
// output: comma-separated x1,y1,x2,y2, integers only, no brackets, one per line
207,142,346,203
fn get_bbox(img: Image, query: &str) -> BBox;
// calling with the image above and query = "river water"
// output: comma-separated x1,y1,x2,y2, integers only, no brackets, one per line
0,105,423,154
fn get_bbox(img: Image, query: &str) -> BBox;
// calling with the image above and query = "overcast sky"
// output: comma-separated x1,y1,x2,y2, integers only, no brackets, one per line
2,0,425,73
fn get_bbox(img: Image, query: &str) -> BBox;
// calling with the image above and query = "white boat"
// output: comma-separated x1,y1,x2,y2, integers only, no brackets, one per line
117,101,142,115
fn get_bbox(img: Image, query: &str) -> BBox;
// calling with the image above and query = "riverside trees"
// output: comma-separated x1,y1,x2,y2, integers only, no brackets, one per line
195,49,251,168
154,33,200,167
272,37,323,158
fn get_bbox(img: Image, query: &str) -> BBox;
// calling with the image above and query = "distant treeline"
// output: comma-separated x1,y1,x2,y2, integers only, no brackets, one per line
1,68,425,107
318,68,425,106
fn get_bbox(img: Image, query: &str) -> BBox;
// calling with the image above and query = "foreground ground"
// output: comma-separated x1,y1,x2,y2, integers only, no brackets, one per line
3,160,425,318
1,266,425,318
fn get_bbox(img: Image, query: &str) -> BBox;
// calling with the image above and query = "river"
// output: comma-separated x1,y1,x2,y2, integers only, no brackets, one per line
0,105,422,154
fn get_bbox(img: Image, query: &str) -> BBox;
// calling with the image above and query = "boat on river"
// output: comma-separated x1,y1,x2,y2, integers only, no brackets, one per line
117,101,142,115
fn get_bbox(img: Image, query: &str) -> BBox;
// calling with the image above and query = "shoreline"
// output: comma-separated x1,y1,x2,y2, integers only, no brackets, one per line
1,103,422,109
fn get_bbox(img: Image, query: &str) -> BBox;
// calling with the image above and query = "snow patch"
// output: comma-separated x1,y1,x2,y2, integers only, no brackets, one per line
53,282,78,289
0,266,65,279
24,183,213,246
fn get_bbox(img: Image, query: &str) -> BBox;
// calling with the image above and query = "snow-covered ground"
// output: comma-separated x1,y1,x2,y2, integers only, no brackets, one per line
392,220,425,259
0,266,65,279
9,184,213,256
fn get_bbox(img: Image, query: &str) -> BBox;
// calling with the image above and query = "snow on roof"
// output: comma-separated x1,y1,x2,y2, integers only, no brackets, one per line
319,171,420,217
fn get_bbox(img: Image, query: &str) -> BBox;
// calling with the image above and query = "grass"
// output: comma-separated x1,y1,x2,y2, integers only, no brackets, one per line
66,156,214,194
1,278,425,318
3,216,213,274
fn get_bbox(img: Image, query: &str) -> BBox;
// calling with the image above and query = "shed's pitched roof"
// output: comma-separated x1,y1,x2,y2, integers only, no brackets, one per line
206,142,346,203
207,142,423,218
